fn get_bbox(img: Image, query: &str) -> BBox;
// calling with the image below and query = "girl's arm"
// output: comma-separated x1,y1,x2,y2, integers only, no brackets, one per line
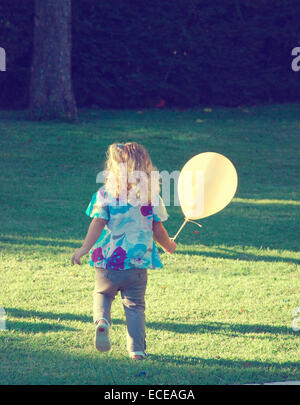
153,221,176,254
71,217,107,265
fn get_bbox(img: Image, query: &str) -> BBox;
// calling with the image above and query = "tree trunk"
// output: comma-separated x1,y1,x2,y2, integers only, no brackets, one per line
29,0,77,120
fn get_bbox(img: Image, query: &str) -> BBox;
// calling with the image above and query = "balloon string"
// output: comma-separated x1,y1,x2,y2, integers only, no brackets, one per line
171,218,202,241
187,219,202,228
171,218,188,241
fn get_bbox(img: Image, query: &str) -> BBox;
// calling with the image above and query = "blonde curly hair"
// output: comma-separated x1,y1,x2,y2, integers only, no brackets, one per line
104,142,160,205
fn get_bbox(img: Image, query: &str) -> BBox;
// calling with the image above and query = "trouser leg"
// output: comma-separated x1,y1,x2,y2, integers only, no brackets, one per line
121,269,147,353
93,268,119,326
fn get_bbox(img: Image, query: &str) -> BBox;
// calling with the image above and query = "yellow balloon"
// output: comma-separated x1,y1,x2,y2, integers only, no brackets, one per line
177,152,238,220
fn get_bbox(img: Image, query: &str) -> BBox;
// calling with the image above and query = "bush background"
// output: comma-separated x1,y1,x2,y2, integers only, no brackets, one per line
0,0,300,110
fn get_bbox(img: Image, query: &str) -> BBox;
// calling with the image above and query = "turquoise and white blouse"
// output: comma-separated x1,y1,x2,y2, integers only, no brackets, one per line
85,187,169,270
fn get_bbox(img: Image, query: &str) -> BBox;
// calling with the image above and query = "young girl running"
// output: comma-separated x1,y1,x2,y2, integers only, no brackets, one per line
71,142,176,360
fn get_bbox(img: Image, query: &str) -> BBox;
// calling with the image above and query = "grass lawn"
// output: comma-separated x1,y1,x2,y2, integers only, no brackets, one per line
0,104,299,385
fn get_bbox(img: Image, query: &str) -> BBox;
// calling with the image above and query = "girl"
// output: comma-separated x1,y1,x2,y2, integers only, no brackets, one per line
71,142,176,360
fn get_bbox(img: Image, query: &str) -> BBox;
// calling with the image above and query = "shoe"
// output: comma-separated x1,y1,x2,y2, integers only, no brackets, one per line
130,351,147,360
94,319,111,352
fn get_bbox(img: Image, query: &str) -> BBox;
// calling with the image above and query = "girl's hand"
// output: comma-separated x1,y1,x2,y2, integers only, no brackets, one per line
165,240,176,254
71,246,89,265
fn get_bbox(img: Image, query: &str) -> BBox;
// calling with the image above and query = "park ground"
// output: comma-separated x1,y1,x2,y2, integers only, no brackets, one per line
0,104,299,384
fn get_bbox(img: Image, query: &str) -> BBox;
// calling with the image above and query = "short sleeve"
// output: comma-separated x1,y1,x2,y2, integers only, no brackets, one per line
85,188,109,220
152,195,169,222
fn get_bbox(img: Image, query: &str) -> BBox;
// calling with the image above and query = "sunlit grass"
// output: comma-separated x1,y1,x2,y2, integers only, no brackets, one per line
234,198,300,205
0,104,299,385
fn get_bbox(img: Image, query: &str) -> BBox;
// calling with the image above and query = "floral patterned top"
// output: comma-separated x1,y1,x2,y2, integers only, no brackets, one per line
85,187,169,270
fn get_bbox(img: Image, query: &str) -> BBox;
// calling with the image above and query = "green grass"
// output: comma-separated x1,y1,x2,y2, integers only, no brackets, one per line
0,104,300,385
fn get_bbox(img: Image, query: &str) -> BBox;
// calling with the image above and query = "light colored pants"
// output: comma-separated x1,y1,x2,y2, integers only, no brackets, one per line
93,267,148,353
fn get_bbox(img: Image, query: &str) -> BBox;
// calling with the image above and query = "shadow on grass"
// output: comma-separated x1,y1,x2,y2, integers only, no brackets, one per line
6,308,298,338
5,307,91,324
1,199,299,259
0,333,299,385
167,201,300,252
5,320,78,334
1,214,300,265
175,247,300,265
120,320,297,338
0,236,79,249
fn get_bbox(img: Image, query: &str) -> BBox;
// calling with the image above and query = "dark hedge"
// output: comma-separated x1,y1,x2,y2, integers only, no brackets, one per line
0,0,299,109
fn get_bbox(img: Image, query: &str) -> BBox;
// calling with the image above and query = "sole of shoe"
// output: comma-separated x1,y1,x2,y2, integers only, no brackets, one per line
95,323,111,352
